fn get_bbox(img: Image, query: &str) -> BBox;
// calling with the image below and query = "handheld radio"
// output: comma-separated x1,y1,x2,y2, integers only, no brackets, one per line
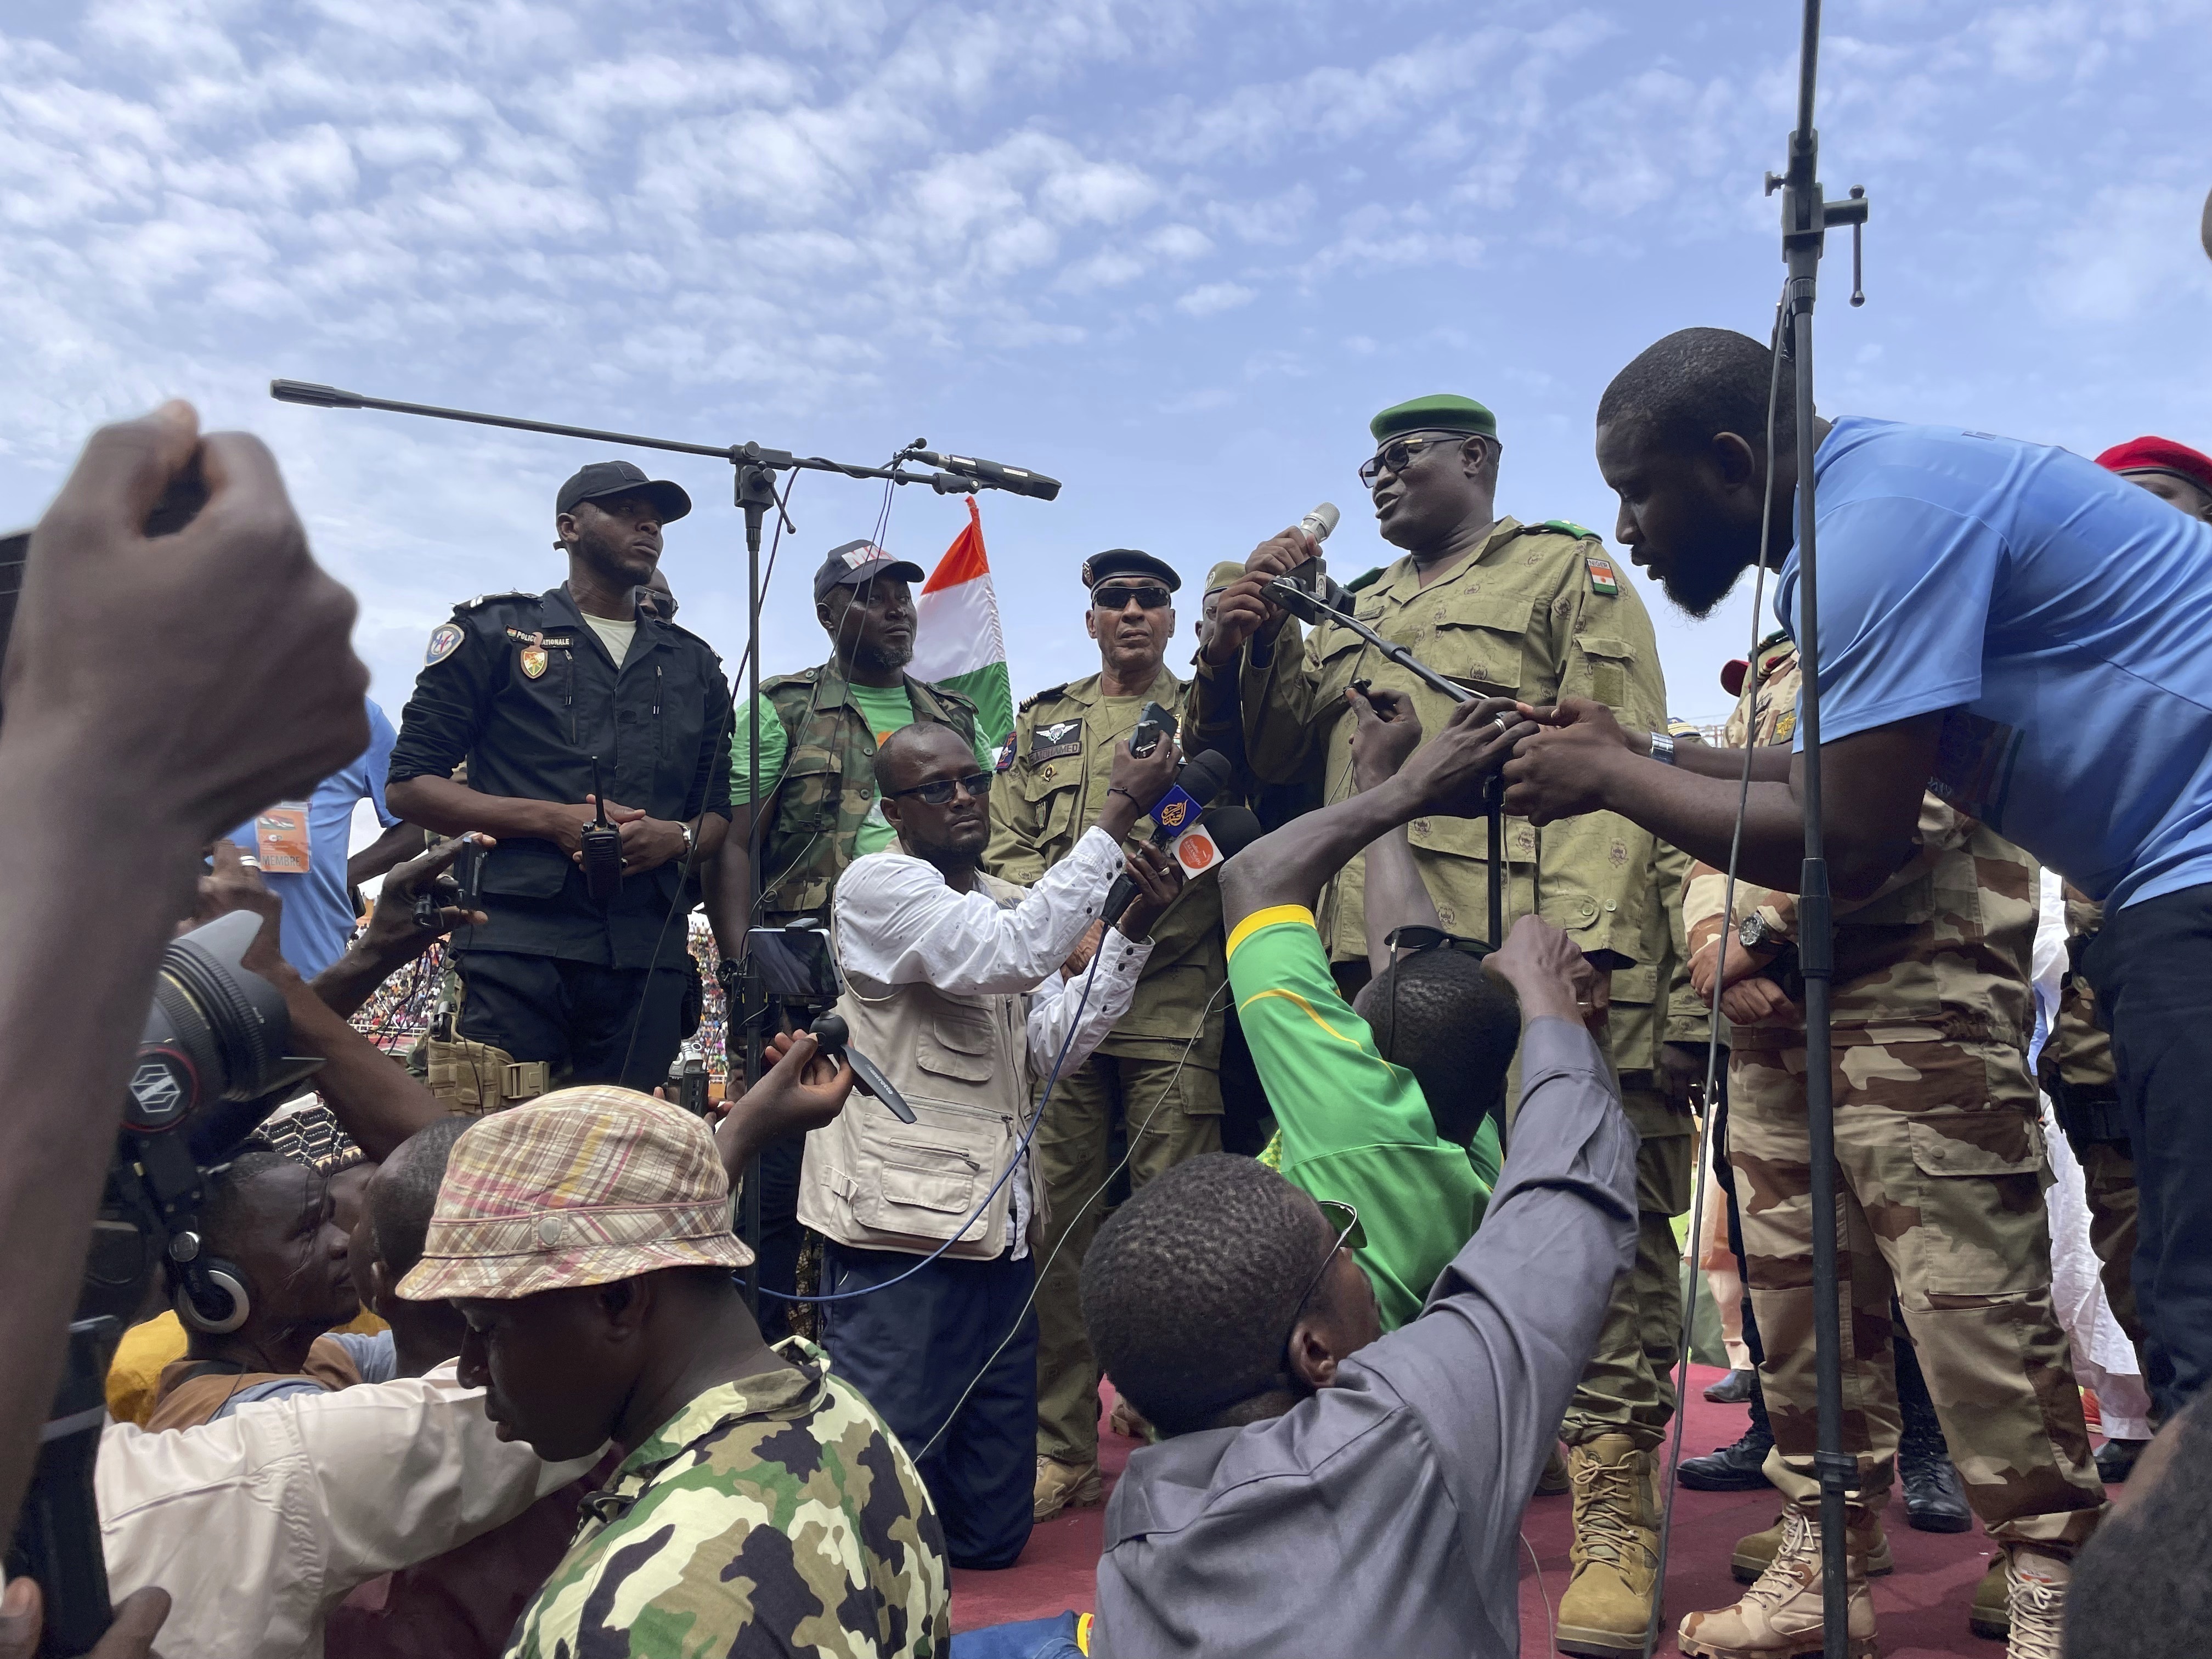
580,758,623,906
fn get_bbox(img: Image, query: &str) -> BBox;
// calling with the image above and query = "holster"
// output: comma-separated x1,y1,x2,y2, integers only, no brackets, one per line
2046,1075,2128,1158
424,1037,550,1116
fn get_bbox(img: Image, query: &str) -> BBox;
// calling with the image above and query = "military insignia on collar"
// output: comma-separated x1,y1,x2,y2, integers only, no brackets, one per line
1030,719,1083,763
425,622,465,667
1585,555,1620,596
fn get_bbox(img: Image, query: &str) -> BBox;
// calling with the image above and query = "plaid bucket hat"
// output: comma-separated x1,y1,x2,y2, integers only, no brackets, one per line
396,1086,751,1302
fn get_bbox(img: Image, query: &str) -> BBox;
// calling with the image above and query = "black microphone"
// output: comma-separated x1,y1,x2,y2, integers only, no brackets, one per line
1099,750,1236,927
902,445,1062,501
1201,805,1265,861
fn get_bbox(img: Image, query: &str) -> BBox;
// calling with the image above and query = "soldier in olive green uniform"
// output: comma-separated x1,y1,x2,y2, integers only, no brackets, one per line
1199,394,1684,1655
988,549,1228,1520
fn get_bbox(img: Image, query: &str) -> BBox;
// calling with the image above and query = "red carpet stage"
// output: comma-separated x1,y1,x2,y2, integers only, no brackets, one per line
952,1365,2025,1656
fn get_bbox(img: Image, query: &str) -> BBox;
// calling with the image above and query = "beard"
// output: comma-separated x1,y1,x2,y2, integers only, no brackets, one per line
1662,556,1747,620
853,635,914,675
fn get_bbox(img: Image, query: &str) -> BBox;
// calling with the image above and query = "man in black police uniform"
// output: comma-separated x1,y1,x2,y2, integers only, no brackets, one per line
387,460,734,1101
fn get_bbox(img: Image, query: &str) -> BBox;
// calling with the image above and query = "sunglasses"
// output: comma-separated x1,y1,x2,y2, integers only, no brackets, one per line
887,771,992,806
1279,1199,1364,1356
1092,583,1174,611
1358,433,1481,489
1383,923,1494,961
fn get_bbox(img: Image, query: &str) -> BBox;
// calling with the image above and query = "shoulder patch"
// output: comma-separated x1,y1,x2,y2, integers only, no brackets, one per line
453,589,533,614
1017,683,1069,713
1584,554,1620,596
1542,518,1597,540
1342,566,1385,594
1030,718,1084,764
424,622,466,666
992,731,1018,774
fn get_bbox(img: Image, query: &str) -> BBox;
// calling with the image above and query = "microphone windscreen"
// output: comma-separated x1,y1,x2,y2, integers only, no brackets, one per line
1177,748,1235,809
1300,501,1341,543
1204,805,1265,858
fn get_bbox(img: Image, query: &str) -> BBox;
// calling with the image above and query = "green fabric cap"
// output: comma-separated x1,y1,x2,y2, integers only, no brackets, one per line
1202,560,1247,595
1371,391,1495,442
1370,393,1498,443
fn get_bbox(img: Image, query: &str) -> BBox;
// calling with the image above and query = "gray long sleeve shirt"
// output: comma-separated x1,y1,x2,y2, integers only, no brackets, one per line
1093,1017,1639,1659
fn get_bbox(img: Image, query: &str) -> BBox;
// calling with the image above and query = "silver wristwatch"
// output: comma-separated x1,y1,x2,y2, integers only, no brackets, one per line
678,821,697,856
1649,730,1677,766
1739,912,1780,952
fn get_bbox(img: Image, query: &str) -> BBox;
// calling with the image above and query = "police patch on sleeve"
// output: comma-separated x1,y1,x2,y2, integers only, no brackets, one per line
993,731,1018,774
425,622,465,666
1030,719,1084,764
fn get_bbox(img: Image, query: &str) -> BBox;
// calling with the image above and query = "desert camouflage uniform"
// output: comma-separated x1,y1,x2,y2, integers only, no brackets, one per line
1681,635,2104,1549
2040,888,2143,1345
507,1339,949,1659
986,664,1227,1470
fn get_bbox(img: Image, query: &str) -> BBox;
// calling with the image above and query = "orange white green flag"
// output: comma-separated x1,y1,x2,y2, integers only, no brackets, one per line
909,497,1014,749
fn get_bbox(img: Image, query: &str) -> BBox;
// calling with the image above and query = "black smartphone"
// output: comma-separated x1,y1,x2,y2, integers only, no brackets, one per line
746,927,842,1002
1131,699,1178,758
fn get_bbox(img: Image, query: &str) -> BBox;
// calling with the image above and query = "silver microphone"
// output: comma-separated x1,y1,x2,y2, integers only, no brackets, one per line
1299,501,1340,544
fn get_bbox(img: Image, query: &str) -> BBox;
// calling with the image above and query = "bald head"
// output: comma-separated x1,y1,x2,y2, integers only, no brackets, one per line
874,720,991,873
874,721,975,795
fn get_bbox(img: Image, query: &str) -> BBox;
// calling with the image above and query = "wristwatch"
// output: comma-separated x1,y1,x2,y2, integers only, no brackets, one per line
1739,912,1781,952
1649,730,1677,766
678,821,697,856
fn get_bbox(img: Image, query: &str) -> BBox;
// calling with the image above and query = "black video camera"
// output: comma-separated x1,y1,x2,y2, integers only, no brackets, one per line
742,926,915,1124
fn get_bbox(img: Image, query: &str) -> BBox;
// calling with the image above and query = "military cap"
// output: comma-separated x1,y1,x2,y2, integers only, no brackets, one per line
2095,435,2212,496
1370,393,1498,443
397,1086,752,1302
556,459,692,523
1202,559,1247,595
814,539,924,600
1081,549,1181,592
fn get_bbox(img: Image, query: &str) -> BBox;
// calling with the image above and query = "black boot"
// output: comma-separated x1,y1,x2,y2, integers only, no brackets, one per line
1896,1335,1971,1533
1678,1367,1776,1491
1704,1367,1756,1404
2095,1436,2149,1482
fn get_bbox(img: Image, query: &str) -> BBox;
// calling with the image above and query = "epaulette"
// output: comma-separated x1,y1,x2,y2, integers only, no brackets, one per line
1018,683,1069,713
1341,567,1385,595
760,666,822,691
453,589,534,614
1539,518,1598,540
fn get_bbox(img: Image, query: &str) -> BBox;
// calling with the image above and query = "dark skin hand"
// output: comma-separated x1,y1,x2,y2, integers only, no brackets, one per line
0,402,365,1533
1344,687,1446,980
311,832,493,1020
346,819,429,889
0,1579,170,1659
1502,695,1935,902
1086,581,1175,695
712,1029,857,1187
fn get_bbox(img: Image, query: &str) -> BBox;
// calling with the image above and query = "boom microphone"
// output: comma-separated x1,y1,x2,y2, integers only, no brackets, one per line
901,445,1062,502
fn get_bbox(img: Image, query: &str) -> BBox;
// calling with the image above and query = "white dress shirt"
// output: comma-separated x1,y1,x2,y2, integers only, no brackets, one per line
834,826,1155,1255
95,1361,597,1659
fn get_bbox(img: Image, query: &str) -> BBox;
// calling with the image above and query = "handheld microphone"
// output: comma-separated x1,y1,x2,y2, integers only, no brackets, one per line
1299,501,1341,545
1101,750,1235,926
807,1012,917,1124
580,758,623,906
901,446,1062,502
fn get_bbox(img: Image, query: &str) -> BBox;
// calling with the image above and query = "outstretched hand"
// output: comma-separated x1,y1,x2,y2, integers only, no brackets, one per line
358,832,494,963
1348,686,1423,791
1199,529,1313,665
712,1029,856,1182
1500,697,1641,826
1393,696,1536,818
1115,839,1186,941
1481,914,1610,1034
191,837,287,979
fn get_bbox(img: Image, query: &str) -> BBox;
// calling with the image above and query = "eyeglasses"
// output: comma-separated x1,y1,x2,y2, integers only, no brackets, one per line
1358,433,1481,489
1279,1199,1364,1356
1092,583,1173,611
887,771,992,806
1383,923,1494,961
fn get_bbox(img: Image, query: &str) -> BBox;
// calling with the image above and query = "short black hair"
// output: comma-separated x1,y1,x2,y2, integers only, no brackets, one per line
874,721,972,794
1356,949,1520,1146
2067,1402,2212,1658
201,1148,309,1252
1596,326,1795,460
370,1117,471,1281
1081,1154,1326,1435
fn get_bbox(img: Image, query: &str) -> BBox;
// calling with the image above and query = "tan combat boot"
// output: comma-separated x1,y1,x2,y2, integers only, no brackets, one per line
1032,1455,1101,1522
1680,1508,1879,1658
2001,1547,2069,1659
1555,1434,1661,1657
1731,1508,1893,1582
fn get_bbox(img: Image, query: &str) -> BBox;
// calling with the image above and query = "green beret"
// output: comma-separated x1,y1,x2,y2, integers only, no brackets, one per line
1202,560,1246,595
1370,393,1498,443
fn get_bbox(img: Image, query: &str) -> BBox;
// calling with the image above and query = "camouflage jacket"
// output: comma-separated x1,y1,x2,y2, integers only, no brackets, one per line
507,1340,949,1659
2043,886,2114,1095
755,664,979,925
1681,635,2038,1051
985,664,1226,1066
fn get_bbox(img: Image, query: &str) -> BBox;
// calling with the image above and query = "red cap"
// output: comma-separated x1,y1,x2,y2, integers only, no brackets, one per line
2094,436,2212,495
1720,659,1749,699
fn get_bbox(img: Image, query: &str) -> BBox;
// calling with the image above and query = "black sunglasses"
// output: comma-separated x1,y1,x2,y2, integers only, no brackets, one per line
1358,433,1482,489
1383,924,1494,961
1092,583,1174,611
887,771,992,806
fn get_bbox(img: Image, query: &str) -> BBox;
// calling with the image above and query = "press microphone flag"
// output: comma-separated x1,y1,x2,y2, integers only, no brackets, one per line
1169,805,1262,878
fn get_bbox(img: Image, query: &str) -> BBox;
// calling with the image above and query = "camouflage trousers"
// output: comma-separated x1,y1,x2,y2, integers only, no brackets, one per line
1561,1087,1693,1449
2078,1138,2144,1348
1034,1051,1222,1466
1731,1037,2107,1549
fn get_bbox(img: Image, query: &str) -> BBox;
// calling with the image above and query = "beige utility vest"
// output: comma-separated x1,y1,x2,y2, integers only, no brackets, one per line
797,866,1048,1259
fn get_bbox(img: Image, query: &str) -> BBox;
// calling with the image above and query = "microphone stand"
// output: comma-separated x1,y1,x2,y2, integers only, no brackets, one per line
1263,579,1506,949
268,380,1063,1304
1766,4,1869,1651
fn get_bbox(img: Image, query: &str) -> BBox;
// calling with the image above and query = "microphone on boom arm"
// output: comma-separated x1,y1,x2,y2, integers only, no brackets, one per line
1101,749,1236,928
897,443,1062,501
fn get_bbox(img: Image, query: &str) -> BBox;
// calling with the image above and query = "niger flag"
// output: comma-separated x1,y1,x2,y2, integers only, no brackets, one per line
910,498,1014,749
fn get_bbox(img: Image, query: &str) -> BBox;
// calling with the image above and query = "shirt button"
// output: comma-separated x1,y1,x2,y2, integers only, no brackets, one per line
1578,898,1598,918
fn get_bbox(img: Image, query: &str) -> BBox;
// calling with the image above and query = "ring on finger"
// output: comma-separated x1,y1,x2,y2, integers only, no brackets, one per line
1492,713,1513,732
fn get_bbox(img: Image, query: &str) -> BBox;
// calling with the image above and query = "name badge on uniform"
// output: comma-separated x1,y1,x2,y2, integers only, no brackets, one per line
1030,719,1083,764
255,802,312,874
1585,555,1620,596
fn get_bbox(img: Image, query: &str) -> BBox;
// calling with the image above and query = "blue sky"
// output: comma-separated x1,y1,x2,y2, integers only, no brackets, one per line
3,0,2209,735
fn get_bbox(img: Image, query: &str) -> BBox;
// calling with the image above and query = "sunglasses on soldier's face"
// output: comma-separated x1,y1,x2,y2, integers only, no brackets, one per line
888,771,992,806
1384,924,1494,961
1092,584,1173,612
1359,433,1483,489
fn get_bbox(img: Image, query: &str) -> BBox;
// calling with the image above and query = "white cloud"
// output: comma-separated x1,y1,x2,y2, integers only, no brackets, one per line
1175,280,1252,316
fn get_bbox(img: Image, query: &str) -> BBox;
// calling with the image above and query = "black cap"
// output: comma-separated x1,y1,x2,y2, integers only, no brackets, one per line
813,539,925,600
556,460,692,524
1081,548,1181,592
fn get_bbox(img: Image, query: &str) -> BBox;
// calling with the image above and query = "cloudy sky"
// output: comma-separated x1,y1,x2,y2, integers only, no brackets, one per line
4,0,2209,736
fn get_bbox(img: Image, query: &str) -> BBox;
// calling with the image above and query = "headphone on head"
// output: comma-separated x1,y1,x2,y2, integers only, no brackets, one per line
168,1234,254,1336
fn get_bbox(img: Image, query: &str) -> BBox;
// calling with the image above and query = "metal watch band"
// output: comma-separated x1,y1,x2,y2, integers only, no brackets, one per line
1649,730,1677,766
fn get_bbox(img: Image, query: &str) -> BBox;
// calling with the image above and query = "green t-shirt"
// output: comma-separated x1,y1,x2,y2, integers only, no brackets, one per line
731,685,994,856
1229,904,1503,1333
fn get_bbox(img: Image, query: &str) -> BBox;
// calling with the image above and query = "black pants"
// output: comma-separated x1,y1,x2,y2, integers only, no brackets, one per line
821,1242,1036,1571
456,949,688,1093
2084,881,2212,1423
751,1140,806,1343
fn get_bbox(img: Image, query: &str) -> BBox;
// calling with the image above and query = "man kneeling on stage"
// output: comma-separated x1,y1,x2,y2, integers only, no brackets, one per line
800,719,1184,1568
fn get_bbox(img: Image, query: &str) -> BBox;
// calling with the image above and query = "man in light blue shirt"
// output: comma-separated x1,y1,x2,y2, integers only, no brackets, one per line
224,698,410,978
1502,327,2212,1444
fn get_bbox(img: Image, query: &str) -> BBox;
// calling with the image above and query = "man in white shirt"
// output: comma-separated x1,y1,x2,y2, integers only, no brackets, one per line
797,719,1183,1568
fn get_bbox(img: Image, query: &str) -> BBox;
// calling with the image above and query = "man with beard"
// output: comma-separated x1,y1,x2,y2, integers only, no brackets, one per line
387,460,734,1099
700,539,990,1331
